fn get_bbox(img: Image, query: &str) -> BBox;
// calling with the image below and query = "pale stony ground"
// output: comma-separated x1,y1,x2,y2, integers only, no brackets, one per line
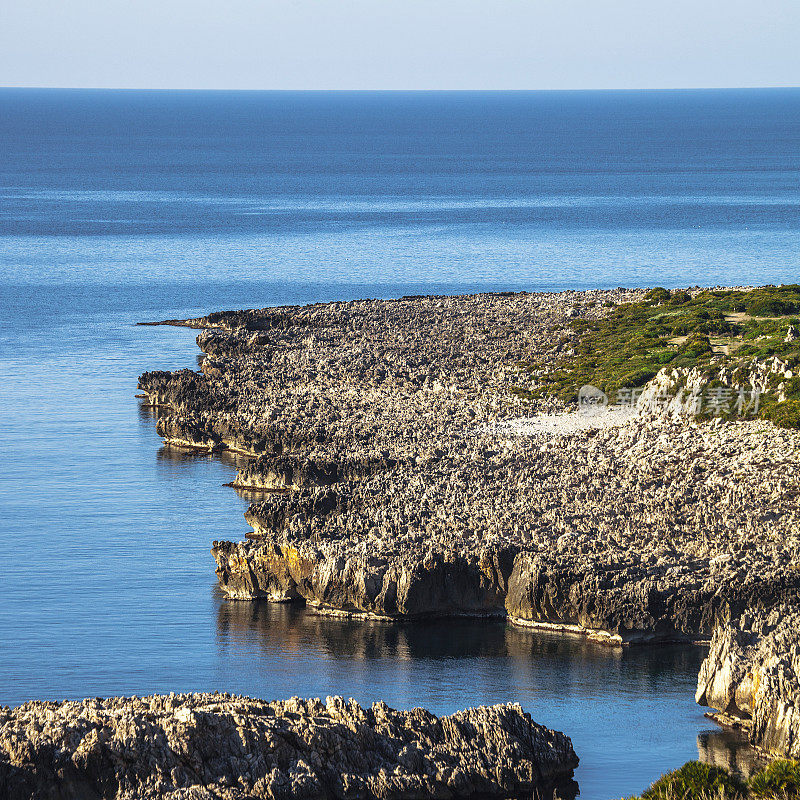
484,407,639,436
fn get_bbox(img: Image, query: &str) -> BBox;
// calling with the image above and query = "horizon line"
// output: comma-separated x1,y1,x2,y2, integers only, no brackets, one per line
2,85,799,93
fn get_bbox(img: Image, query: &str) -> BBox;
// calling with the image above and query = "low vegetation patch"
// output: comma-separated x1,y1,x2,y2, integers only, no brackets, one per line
749,760,800,798
623,759,800,800
515,286,800,428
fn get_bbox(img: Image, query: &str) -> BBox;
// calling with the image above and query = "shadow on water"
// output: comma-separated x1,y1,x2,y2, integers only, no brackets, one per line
215,600,759,797
217,599,628,664
154,443,252,473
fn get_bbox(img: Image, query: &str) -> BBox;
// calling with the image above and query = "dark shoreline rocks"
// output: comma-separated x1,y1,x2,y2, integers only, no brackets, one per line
138,289,800,756
0,693,579,800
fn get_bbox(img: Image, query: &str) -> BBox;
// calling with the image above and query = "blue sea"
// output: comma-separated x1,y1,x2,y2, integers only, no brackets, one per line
1,88,796,798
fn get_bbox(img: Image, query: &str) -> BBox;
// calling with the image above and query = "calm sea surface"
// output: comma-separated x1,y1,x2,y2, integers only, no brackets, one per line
1,88,797,798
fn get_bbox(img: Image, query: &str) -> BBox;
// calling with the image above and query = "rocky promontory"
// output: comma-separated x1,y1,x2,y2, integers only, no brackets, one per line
0,693,578,800
139,288,800,755
139,290,800,637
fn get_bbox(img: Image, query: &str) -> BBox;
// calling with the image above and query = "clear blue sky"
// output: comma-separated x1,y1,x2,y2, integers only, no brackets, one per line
2,0,798,90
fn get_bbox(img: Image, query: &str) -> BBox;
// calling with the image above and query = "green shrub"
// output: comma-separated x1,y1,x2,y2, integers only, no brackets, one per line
641,761,744,800
784,377,800,398
682,335,713,359
745,286,800,317
694,290,718,305
646,287,671,304
623,759,800,800
621,369,658,388
748,759,800,797
669,290,693,305
654,349,677,364
761,399,800,429
749,298,798,317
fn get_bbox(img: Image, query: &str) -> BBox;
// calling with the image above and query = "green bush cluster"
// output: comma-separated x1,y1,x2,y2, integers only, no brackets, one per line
623,759,800,800
516,285,800,428
641,761,743,799
749,760,800,797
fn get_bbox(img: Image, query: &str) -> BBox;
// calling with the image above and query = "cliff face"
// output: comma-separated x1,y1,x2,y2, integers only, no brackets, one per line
212,537,515,617
505,548,800,645
0,693,579,800
697,607,800,758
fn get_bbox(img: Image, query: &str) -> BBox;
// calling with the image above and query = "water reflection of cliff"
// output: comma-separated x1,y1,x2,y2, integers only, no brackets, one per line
215,600,706,690
155,445,250,471
217,599,622,662
697,727,765,779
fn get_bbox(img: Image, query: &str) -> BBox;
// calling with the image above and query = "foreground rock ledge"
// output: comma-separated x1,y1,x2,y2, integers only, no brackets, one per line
138,290,800,645
697,606,800,759
0,693,579,800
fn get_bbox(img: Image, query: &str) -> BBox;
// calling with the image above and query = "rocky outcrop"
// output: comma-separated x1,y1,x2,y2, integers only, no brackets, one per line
216,416,800,639
231,453,398,491
138,290,800,642
697,606,800,758
136,289,800,757
213,536,516,616
0,693,579,800
505,501,800,645
638,356,795,420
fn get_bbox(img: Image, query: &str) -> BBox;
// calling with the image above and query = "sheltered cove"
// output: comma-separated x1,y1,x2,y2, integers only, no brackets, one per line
138,289,800,760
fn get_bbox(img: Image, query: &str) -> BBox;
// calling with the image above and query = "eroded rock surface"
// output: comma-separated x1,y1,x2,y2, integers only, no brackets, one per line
0,693,579,800
697,606,800,758
138,290,800,644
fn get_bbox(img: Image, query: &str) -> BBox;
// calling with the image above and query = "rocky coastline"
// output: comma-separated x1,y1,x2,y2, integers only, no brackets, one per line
138,289,800,758
0,693,579,800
